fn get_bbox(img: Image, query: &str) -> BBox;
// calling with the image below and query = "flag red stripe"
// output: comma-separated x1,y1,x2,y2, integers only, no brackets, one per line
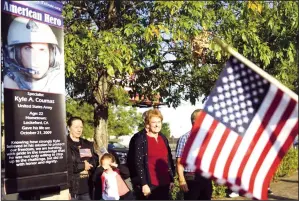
261,121,298,200
209,128,230,174
248,99,296,193
195,119,218,168
181,112,207,165
222,135,242,180
235,89,283,185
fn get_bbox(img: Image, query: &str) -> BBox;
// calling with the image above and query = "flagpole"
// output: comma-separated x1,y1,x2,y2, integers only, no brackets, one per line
213,37,298,102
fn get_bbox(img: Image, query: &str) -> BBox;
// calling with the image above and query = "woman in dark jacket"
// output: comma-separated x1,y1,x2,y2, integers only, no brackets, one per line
133,109,175,200
67,116,98,200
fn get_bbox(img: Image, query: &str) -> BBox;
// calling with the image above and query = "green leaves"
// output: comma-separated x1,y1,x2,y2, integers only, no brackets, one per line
63,0,298,110
66,98,143,138
66,99,94,139
108,105,142,137
107,66,115,77
160,123,171,139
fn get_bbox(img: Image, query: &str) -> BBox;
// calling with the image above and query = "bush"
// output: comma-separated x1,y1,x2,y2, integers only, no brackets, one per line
272,147,298,181
170,175,184,200
212,182,227,198
171,148,298,199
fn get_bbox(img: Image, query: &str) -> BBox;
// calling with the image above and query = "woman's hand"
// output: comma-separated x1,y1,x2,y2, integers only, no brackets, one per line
142,184,151,197
169,182,175,190
84,160,93,171
179,180,189,192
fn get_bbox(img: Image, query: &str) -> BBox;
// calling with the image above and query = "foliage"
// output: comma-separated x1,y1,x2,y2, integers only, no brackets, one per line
209,1,298,93
64,1,298,107
63,1,298,149
161,122,171,139
212,182,227,198
66,98,143,138
272,147,298,181
66,98,94,139
170,175,184,200
108,105,142,137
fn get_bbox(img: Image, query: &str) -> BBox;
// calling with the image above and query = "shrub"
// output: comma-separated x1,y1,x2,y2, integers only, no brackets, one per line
272,147,298,181
170,175,184,200
212,182,227,198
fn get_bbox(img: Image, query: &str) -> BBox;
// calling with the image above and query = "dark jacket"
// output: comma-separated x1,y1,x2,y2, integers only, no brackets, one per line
92,166,105,200
67,135,98,197
127,129,144,184
131,129,175,187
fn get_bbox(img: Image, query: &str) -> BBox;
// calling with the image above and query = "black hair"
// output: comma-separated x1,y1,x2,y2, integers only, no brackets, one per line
67,116,84,127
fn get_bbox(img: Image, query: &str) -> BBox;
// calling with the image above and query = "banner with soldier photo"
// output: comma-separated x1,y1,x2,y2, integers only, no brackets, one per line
1,1,67,193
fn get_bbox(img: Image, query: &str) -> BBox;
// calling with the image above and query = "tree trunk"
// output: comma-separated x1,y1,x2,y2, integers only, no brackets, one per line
94,103,108,158
93,71,110,158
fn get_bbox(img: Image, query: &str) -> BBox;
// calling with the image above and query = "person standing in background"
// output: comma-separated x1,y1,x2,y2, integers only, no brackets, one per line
176,109,213,200
127,110,149,199
132,109,175,200
67,117,98,200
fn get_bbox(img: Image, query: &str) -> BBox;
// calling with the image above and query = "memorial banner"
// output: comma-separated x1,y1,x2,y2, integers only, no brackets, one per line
1,0,67,193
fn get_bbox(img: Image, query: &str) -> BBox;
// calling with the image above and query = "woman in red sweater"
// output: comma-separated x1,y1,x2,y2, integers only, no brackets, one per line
132,109,175,200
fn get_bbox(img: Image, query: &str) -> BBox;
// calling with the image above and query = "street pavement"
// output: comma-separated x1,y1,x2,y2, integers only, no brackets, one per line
213,171,298,200
2,169,298,200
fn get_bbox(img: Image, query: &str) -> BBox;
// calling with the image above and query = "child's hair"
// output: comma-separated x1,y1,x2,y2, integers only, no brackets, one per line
100,153,116,165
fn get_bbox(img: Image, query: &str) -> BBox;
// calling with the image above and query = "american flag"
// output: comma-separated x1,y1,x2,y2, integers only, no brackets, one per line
181,56,298,200
79,148,92,158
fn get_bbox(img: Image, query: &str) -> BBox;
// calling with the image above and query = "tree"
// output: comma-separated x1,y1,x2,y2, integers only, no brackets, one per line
66,98,143,139
208,1,298,92
161,122,171,139
66,98,94,139
108,105,142,137
63,1,298,152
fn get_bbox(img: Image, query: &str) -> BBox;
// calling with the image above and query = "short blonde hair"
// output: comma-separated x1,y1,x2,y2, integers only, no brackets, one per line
145,109,163,125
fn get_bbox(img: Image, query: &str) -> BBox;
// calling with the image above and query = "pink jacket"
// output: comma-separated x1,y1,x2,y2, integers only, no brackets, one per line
101,169,129,200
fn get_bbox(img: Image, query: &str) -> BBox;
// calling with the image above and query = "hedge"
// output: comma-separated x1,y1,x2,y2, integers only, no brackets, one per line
171,147,298,199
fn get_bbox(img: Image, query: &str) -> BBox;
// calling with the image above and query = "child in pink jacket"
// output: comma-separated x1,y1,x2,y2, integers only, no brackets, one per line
96,153,134,200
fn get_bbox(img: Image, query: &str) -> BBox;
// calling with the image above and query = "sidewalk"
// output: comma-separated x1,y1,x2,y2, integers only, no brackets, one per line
214,171,298,200
2,170,298,200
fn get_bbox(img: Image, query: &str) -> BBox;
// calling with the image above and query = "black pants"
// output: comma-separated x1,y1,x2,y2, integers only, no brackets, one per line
148,185,170,200
184,173,213,200
120,191,135,200
134,184,170,200
132,184,142,200
71,192,91,200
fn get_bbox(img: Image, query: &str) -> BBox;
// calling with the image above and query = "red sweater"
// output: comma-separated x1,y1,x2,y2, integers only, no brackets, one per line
147,135,171,186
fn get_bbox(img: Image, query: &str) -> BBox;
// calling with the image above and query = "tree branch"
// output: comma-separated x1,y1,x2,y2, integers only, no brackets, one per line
134,60,187,73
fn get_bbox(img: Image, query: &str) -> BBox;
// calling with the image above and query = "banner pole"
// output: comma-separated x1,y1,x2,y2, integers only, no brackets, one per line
1,48,2,157
213,37,298,102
